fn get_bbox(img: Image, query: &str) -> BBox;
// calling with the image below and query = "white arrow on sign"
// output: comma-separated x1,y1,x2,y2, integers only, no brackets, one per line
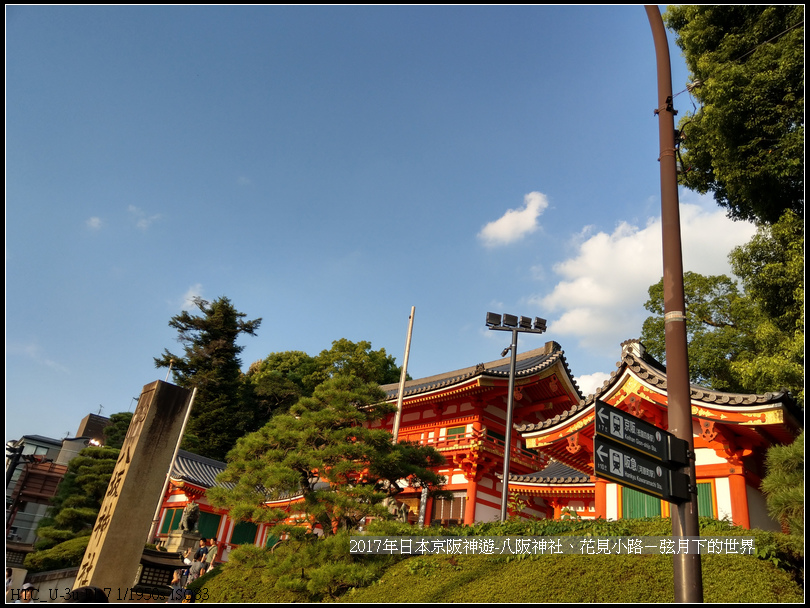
596,444,609,463
597,406,609,425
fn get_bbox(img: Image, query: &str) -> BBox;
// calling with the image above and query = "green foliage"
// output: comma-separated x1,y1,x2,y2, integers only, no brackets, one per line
34,446,119,550
190,533,399,603
761,431,804,536
507,491,527,519
663,6,804,224
641,271,756,392
208,375,445,533
246,350,320,419
641,210,803,404
154,296,262,461
102,411,133,449
196,517,803,603
727,211,804,404
24,536,90,573
313,338,406,386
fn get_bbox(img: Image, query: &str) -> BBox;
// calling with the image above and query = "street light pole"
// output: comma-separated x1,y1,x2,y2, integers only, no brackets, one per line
499,327,519,522
645,5,703,602
486,313,546,521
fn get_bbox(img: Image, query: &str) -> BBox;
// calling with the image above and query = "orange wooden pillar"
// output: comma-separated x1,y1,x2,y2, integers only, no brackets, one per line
728,469,750,529
464,478,478,524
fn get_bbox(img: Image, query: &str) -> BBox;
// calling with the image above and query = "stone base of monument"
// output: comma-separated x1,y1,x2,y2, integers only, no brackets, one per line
164,530,201,554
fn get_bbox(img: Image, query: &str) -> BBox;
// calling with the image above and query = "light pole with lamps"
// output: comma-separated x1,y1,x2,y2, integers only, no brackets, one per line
486,313,546,521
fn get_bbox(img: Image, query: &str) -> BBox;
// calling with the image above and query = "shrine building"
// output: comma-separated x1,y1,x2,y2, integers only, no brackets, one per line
152,339,800,552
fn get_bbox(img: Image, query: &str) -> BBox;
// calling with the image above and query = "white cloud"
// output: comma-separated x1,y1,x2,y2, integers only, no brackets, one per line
237,176,252,186
181,284,204,311
128,205,162,230
478,191,549,247
575,372,612,397
86,217,103,230
533,199,757,358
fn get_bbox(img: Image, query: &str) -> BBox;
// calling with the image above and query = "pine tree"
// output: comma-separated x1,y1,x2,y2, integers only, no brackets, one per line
208,375,445,534
34,446,120,551
155,296,262,460
761,431,804,535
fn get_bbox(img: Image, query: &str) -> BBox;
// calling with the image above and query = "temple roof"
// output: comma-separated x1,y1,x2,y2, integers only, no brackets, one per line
170,449,325,500
171,449,227,489
381,340,582,402
516,339,801,435
508,460,591,484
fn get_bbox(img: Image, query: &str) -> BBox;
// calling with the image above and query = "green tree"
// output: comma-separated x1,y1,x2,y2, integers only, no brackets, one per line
727,211,804,403
102,411,133,450
311,338,406,386
154,296,262,461
246,351,321,419
641,211,803,404
34,446,120,551
664,6,804,224
208,375,445,534
640,271,756,392
761,431,804,536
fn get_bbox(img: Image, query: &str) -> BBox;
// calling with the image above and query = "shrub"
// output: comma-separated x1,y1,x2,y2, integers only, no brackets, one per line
23,536,90,573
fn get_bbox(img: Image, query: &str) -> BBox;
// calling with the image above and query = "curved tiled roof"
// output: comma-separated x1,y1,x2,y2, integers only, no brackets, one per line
516,338,799,434
381,341,582,401
172,450,228,489
171,450,327,500
509,460,591,484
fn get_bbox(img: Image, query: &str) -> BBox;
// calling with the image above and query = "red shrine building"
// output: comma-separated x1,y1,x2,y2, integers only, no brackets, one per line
153,340,801,553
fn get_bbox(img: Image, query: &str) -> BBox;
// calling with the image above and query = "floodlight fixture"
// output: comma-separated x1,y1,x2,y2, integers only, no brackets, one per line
534,317,547,332
501,346,511,358
519,316,532,329
502,313,519,327
486,312,502,327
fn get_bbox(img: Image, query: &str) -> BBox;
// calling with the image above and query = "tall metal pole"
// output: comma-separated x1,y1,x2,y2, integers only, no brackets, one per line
392,307,415,444
645,6,703,602
499,329,519,521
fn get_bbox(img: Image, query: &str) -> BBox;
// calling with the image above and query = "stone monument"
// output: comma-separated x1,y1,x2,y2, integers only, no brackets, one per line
73,380,194,600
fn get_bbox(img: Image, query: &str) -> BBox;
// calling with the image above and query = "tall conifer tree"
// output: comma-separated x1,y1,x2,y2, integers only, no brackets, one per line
155,296,262,460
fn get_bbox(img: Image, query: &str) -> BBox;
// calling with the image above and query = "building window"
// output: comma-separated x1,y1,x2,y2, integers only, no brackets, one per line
621,487,661,518
446,426,466,439
230,521,257,546
198,512,221,540
160,508,183,534
696,482,715,518
430,493,466,526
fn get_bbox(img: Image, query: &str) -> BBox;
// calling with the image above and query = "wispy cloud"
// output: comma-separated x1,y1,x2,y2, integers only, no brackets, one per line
9,341,69,373
531,198,757,362
181,284,204,311
478,191,549,247
237,176,252,186
128,205,162,230
86,217,103,230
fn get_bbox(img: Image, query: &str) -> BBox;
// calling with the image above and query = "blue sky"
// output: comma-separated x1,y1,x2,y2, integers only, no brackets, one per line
6,6,757,445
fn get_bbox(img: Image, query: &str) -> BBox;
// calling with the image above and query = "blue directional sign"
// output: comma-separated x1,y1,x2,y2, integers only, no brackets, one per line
594,400,688,466
594,435,690,503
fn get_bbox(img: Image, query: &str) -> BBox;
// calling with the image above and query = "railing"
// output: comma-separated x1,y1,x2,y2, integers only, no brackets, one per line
402,430,546,468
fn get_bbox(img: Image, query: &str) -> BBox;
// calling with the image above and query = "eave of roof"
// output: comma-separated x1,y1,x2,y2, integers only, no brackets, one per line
381,340,582,402
171,449,227,489
516,339,801,435
508,460,592,485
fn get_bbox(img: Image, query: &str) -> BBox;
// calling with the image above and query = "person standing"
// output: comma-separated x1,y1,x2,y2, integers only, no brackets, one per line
193,538,208,561
201,538,218,575
187,556,204,584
